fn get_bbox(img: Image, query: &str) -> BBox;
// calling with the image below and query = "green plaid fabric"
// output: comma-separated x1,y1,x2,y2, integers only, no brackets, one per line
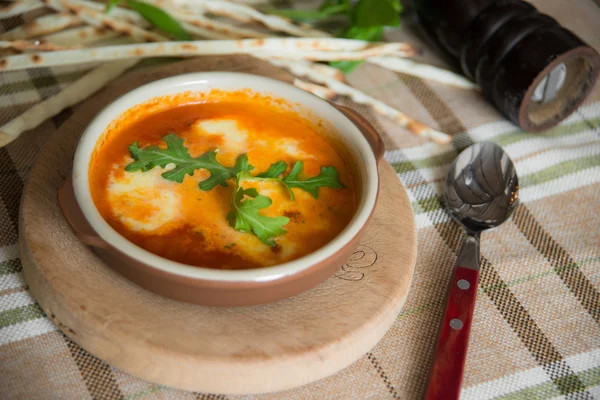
1,0,600,399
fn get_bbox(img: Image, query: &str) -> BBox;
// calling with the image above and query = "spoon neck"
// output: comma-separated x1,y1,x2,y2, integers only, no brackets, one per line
456,233,480,271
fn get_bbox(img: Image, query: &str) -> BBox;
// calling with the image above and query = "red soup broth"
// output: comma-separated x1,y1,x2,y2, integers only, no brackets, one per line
89,90,358,269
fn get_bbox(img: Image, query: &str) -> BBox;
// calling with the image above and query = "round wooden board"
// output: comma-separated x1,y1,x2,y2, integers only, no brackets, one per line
19,56,417,395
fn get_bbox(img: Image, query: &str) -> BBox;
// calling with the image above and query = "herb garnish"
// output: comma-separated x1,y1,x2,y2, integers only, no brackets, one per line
226,176,290,246
269,0,403,73
106,0,191,41
125,134,344,246
248,160,344,200
125,133,252,190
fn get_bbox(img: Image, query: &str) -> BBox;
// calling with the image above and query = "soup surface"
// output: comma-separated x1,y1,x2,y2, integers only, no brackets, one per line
90,90,358,269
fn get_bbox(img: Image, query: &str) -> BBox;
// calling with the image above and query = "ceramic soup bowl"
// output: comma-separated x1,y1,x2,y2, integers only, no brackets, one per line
59,72,383,306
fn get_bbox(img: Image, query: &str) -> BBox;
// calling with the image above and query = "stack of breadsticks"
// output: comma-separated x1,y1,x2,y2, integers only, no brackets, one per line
0,0,477,147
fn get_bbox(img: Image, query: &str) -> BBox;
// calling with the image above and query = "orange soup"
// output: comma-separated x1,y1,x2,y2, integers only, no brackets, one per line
89,91,358,269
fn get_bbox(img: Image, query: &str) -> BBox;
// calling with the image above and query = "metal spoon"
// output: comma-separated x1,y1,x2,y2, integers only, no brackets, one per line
424,142,519,400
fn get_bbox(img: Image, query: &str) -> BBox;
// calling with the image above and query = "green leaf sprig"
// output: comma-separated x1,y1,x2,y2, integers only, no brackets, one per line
125,133,251,190
106,0,191,40
125,134,344,246
226,178,290,247
249,160,344,201
269,0,403,74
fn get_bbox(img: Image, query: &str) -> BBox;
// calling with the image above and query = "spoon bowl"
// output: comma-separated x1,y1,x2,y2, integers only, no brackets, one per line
445,142,519,233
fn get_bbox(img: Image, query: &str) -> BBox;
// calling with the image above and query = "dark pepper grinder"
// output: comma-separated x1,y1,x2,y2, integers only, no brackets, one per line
413,0,600,132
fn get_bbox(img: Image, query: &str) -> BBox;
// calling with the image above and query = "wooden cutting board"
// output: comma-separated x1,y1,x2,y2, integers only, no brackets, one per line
19,55,417,395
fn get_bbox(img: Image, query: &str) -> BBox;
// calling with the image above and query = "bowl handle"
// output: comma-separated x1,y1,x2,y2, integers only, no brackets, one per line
58,177,107,249
330,103,385,163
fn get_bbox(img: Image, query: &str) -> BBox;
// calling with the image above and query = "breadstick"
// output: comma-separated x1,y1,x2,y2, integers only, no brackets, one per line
0,39,76,51
60,0,150,26
0,59,138,147
152,0,330,37
0,0,45,19
1,13,82,41
368,57,478,90
42,0,168,42
142,0,269,39
265,58,452,144
0,39,415,71
293,78,337,100
42,26,121,47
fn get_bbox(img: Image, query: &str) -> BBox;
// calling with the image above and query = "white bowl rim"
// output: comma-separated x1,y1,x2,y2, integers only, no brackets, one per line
72,72,379,283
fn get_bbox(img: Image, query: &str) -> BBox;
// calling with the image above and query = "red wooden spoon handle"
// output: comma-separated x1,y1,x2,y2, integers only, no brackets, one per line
424,266,479,400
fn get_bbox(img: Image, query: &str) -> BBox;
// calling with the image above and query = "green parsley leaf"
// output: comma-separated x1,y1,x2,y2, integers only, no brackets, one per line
226,178,290,246
244,161,344,200
343,25,386,41
321,0,349,10
125,133,252,190
123,0,191,40
196,152,252,191
252,161,295,199
352,0,400,28
282,161,344,199
256,161,287,178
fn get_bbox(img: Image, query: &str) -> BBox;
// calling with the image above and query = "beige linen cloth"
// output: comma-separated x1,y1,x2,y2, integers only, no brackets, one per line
1,0,599,398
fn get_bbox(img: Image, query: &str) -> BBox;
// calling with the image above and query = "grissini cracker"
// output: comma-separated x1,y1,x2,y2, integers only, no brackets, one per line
0,39,415,71
293,78,337,100
43,0,169,42
0,40,78,51
310,63,346,82
144,0,270,39
142,1,466,89
58,0,151,26
42,26,122,47
0,59,138,147
0,0,455,147
0,0,45,19
150,0,329,37
0,13,82,41
368,57,478,90
178,21,240,40
268,58,452,144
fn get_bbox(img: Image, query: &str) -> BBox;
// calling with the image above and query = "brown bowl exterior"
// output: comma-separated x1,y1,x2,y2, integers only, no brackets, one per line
59,177,376,306
58,104,383,306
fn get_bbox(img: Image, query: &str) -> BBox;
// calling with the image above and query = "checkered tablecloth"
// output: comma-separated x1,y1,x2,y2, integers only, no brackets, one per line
1,0,599,399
